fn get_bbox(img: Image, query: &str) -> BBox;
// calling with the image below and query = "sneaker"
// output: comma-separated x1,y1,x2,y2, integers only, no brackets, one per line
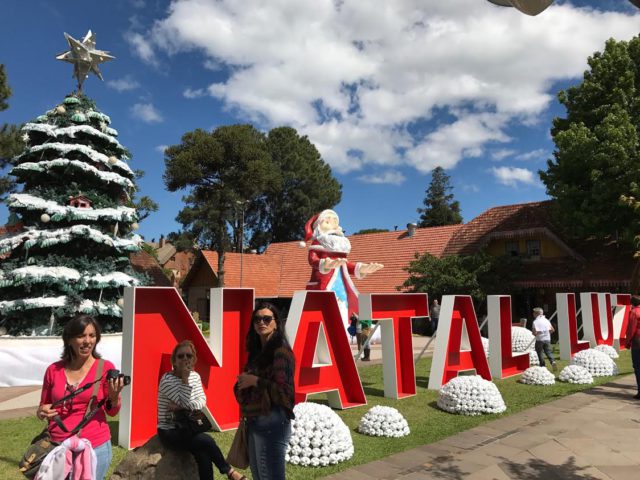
552,362,558,372
634,393,640,400
362,357,371,362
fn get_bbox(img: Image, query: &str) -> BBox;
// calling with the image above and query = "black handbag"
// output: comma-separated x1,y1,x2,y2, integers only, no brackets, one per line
174,409,213,436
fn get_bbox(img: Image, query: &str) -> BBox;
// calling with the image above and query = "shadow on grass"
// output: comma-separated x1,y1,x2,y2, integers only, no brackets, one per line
579,381,638,401
415,375,430,389
498,456,601,480
108,420,119,444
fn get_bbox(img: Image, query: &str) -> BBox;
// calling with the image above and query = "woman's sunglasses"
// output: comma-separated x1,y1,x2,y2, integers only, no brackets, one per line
176,353,194,360
253,315,274,325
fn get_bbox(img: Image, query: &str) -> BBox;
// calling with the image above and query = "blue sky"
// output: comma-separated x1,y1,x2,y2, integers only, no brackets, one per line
1,0,639,241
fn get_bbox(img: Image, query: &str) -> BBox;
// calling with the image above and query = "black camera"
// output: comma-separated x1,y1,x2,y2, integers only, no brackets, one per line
106,369,131,386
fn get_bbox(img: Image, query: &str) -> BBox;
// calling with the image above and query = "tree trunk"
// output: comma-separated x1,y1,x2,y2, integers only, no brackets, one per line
218,247,225,288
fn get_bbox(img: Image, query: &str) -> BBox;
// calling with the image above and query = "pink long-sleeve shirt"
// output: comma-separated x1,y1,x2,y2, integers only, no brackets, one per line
40,359,121,447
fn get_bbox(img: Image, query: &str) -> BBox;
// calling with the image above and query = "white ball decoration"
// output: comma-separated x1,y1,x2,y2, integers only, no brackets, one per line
357,406,409,438
108,155,119,165
130,223,139,230
511,326,535,353
571,348,618,377
55,105,66,115
437,375,506,416
286,402,353,467
593,344,619,359
520,366,555,386
528,350,540,366
116,298,125,308
40,213,51,223
558,365,593,384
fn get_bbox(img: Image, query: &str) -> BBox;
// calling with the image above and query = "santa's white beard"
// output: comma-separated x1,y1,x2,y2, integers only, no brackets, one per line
315,229,351,254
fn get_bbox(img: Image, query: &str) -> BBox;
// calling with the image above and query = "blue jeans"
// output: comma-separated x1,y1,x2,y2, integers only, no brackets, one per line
535,340,555,367
632,345,640,393
94,440,112,480
247,407,292,480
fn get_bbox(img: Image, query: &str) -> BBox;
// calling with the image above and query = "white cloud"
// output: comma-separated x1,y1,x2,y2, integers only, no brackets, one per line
125,31,158,66
515,148,548,162
155,144,169,153
491,166,537,187
183,87,207,99
143,0,640,174
131,103,164,123
462,184,480,193
358,170,406,185
491,148,515,161
106,75,140,92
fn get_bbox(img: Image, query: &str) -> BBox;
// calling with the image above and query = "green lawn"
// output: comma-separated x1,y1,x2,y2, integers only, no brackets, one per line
0,349,633,480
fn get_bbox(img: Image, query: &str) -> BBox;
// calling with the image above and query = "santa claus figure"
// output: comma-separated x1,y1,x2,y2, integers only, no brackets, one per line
303,209,383,329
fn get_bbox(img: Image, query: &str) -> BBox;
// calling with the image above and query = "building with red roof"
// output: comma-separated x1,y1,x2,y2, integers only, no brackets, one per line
180,200,634,321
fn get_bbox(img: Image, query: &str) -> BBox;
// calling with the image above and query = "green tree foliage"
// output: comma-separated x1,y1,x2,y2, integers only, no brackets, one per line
401,252,520,302
166,230,197,252
0,64,23,198
417,166,462,227
164,125,341,285
540,36,640,240
164,125,278,286
252,127,341,249
352,228,390,235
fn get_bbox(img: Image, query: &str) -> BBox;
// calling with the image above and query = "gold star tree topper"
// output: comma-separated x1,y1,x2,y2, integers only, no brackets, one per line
56,30,115,92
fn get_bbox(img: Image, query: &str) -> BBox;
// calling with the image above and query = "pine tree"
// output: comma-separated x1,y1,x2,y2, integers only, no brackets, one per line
0,94,148,335
417,166,463,227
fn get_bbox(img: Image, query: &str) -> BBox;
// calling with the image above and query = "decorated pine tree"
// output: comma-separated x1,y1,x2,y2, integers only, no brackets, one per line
0,31,148,335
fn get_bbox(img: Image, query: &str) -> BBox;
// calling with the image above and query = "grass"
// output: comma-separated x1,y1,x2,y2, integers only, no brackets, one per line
0,348,633,480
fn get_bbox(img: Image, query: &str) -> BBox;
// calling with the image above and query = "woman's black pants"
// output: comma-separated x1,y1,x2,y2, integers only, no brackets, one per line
158,427,231,479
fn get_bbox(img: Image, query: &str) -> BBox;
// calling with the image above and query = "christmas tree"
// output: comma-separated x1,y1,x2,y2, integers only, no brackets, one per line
0,31,148,335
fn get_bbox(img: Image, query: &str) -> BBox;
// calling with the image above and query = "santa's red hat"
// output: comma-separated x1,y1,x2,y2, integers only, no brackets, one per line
300,209,339,247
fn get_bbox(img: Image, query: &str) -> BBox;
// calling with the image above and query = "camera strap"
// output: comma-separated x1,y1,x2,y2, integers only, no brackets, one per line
52,359,105,435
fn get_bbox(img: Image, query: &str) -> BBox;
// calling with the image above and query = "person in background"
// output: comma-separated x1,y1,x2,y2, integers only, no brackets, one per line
235,303,295,480
157,340,245,480
624,295,640,400
358,316,372,361
532,307,557,371
37,315,125,480
430,299,440,334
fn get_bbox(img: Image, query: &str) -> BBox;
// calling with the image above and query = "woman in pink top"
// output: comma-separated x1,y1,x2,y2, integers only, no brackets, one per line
36,315,126,480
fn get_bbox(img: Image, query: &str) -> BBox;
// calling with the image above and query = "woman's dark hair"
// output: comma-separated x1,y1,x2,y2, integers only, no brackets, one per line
61,314,102,363
171,340,197,367
632,295,640,307
245,302,291,370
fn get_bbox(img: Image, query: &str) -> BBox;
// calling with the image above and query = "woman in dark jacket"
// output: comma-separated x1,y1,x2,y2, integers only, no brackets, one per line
234,302,295,480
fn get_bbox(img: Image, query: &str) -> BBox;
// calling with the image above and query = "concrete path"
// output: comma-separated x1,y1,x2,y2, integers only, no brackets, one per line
324,375,640,480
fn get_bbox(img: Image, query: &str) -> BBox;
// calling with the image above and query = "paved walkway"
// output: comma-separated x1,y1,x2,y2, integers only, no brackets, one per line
324,374,640,480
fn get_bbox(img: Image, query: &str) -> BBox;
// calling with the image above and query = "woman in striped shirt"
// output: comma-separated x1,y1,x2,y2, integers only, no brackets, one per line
235,302,295,480
158,340,245,480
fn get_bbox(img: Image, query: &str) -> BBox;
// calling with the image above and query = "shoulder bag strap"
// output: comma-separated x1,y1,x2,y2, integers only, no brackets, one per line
70,359,105,437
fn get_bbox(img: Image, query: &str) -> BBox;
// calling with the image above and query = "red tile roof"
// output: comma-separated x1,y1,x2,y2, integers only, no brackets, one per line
129,250,173,287
443,201,566,256
199,250,284,298
265,225,461,296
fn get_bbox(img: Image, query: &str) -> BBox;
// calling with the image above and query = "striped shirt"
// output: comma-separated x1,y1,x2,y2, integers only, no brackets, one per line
157,370,207,430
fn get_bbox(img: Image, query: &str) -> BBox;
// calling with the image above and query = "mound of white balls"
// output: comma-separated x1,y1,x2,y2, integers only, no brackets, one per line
558,364,593,384
481,337,490,357
357,405,410,438
286,402,354,467
437,375,506,416
520,366,556,385
528,350,540,366
593,344,619,359
571,348,618,377
511,326,536,353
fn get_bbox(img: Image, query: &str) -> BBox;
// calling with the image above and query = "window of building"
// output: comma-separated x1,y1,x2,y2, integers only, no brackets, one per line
505,241,519,257
526,240,541,259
